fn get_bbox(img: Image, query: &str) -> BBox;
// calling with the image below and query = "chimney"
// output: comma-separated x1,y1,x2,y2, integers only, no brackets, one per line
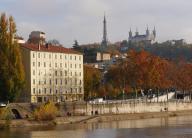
46,43,49,49
38,43,41,51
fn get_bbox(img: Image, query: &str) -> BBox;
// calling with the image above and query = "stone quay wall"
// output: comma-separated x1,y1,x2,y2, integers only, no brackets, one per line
57,100,192,116
8,100,192,118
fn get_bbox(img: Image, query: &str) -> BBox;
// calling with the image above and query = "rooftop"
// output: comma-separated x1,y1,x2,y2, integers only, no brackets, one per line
21,44,82,55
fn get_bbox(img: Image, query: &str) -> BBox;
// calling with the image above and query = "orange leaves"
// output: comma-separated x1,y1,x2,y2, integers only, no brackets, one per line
174,63,192,91
84,65,102,99
106,50,176,92
105,49,192,96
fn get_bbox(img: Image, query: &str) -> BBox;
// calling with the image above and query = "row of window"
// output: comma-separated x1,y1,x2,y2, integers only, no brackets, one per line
32,70,82,77
32,62,82,69
33,53,82,61
33,79,82,85
32,87,82,95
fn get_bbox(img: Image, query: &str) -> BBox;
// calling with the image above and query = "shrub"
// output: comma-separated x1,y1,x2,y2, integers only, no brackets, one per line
34,102,58,121
0,107,12,120
0,107,12,128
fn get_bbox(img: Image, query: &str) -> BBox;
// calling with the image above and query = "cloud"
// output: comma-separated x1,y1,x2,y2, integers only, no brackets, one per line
2,0,192,46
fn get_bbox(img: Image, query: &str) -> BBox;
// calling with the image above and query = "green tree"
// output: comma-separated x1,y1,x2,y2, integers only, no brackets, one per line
0,13,25,102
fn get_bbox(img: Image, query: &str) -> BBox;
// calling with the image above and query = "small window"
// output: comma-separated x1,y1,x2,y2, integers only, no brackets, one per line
70,56,72,60
33,88,35,94
50,79,52,84
80,80,82,85
39,89,41,94
79,88,82,93
44,62,46,67
60,63,62,67
55,71,57,76
33,53,35,58
55,79,57,85
38,53,40,58
55,55,57,59
33,62,35,67
33,79,35,84
33,70,35,75
60,55,62,59
50,88,52,94
55,63,57,67
44,88,46,94
38,62,40,67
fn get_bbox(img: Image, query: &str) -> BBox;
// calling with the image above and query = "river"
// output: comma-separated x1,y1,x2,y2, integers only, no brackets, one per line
1,115,192,138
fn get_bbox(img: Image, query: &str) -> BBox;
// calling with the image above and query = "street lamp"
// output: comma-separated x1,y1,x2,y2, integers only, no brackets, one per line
123,89,125,101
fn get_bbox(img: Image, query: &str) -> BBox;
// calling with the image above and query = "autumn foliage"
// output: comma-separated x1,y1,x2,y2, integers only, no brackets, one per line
34,102,58,121
84,65,102,100
106,50,192,97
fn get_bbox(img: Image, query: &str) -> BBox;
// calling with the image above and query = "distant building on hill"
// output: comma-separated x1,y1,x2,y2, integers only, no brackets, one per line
84,52,111,63
28,31,46,45
14,36,25,44
128,27,156,44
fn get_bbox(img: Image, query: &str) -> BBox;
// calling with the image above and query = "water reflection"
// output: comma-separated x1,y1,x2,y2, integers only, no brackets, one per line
1,116,192,138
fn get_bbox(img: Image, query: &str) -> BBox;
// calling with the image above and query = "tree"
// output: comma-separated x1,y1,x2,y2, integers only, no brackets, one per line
174,62,192,99
48,39,61,46
0,13,25,102
73,40,79,48
106,49,177,100
84,65,102,100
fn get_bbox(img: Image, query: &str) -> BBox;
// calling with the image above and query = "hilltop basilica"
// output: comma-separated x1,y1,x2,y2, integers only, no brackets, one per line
128,27,156,44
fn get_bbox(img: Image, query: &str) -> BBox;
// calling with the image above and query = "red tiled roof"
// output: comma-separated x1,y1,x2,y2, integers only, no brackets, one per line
21,44,82,55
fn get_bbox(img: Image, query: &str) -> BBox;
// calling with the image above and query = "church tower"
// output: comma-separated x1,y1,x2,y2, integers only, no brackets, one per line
146,26,150,36
101,14,108,49
153,26,156,38
135,28,139,36
129,28,132,39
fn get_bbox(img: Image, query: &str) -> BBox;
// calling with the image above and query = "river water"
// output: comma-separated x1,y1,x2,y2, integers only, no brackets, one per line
1,115,192,138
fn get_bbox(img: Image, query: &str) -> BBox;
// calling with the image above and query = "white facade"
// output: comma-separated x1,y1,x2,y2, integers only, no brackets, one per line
21,45,84,103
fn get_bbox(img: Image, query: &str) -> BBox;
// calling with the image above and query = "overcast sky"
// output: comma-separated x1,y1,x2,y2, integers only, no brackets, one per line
1,0,192,47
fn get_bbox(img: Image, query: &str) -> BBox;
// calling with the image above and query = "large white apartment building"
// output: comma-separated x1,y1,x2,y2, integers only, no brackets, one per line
21,44,84,103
